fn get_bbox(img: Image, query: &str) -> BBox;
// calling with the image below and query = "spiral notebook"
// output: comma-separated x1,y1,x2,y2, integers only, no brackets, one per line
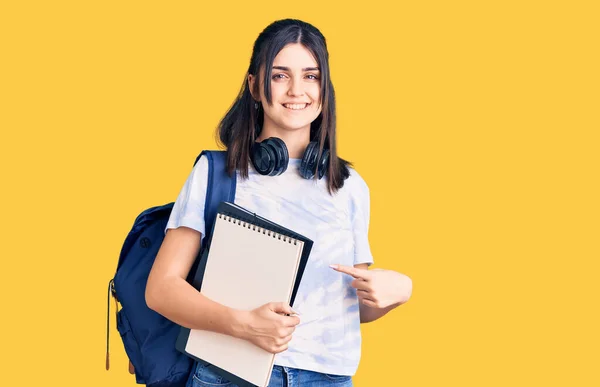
176,202,313,387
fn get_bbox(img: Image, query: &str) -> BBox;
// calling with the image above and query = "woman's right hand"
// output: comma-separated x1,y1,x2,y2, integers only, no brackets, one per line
239,302,300,354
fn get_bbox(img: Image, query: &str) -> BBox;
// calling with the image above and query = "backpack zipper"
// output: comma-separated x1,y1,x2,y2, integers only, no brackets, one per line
106,279,119,370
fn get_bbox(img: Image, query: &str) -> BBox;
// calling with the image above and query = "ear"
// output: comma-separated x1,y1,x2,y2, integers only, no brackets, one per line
248,74,258,101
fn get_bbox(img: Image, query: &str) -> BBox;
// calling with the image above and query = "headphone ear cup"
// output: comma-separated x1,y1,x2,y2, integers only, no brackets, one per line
317,149,329,179
266,137,289,175
251,141,277,176
300,141,319,179
263,140,281,176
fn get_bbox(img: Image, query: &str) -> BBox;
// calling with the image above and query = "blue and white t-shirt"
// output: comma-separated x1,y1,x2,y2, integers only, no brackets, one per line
165,155,374,376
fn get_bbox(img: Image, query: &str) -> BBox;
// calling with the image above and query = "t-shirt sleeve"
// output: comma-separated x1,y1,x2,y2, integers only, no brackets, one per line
164,155,209,243
350,170,374,266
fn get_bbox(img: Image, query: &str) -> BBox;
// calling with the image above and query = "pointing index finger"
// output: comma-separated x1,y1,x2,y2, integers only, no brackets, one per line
329,264,369,280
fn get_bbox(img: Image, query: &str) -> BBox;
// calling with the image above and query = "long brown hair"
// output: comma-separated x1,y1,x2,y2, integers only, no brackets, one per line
216,19,351,194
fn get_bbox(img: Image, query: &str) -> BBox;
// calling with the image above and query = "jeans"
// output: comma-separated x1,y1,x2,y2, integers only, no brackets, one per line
187,361,353,387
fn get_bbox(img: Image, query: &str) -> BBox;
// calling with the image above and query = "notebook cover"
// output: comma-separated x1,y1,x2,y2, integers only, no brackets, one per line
176,201,313,387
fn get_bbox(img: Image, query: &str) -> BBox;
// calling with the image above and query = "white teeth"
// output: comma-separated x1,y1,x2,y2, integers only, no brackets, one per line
283,103,308,110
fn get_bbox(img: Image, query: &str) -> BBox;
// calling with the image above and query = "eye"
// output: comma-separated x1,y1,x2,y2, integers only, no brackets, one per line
272,73,286,80
306,74,320,80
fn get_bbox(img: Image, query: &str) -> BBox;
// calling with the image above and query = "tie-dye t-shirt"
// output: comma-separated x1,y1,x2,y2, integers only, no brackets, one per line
165,155,374,376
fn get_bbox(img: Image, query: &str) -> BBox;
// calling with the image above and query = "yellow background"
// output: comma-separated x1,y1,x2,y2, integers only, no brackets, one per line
1,1,598,386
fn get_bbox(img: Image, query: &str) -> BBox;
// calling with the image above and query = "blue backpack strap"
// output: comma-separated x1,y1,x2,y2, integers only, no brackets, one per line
195,150,237,238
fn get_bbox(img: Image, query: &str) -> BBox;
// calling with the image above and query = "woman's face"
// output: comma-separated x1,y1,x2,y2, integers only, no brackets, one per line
249,43,323,134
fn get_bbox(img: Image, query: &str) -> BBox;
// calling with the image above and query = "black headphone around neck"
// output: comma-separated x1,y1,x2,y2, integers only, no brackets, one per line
250,137,330,179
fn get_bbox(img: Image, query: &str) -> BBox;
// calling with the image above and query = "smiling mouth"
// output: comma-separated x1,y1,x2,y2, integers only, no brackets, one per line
282,103,310,110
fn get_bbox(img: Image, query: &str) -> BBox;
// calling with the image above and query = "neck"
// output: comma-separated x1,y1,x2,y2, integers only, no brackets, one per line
256,122,311,159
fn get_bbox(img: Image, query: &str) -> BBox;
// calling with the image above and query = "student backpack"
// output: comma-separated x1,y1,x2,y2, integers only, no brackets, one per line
106,150,236,387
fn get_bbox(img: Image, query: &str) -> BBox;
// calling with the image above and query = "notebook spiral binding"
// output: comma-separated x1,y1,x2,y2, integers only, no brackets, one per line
218,213,297,245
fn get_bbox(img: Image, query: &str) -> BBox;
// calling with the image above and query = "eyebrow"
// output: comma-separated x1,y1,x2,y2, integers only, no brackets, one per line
272,66,320,72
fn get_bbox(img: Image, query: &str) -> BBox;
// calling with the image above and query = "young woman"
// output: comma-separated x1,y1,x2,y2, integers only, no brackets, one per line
146,18,413,387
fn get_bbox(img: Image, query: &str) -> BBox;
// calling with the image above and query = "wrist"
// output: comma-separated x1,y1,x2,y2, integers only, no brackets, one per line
228,309,251,340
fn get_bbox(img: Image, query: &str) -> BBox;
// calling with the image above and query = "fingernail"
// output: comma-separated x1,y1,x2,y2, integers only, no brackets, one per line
329,264,338,269
291,308,301,315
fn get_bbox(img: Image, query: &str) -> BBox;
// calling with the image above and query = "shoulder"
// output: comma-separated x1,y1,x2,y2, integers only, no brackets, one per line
175,154,210,197
188,154,210,181
344,166,370,198
193,154,210,172
337,166,370,213
341,167,371,221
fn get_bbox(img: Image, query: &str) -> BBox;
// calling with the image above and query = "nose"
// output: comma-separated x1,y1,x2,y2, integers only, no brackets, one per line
287,76,305,97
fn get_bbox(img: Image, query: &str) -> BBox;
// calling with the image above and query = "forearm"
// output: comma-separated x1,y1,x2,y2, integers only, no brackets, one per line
146,275,247,338
359,301,401,323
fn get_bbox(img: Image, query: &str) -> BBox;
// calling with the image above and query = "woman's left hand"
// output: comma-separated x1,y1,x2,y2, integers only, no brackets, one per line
330,264,412,308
